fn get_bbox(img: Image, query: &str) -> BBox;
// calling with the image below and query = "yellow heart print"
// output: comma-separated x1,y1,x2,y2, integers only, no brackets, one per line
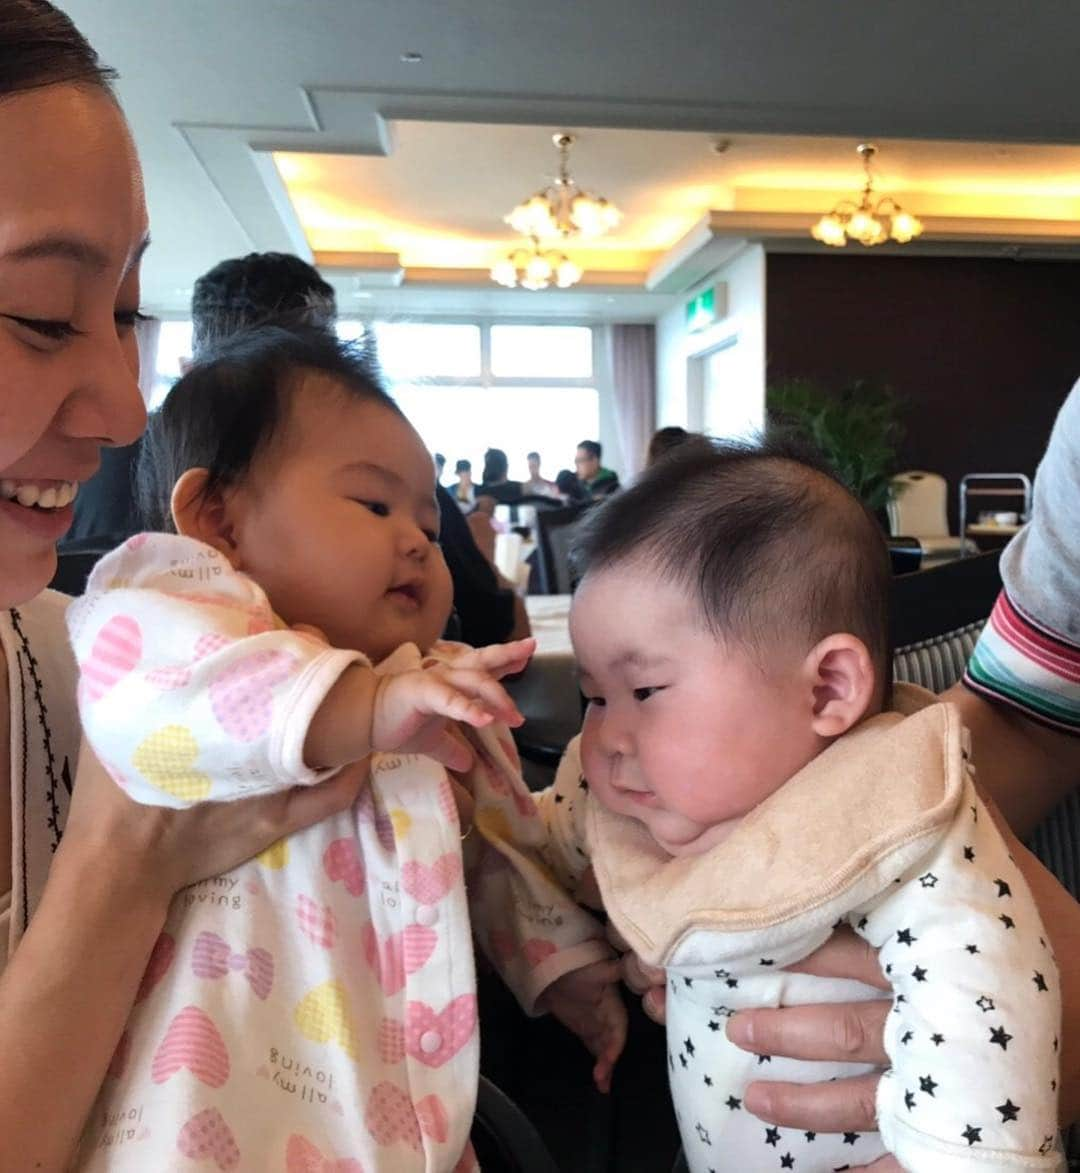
132,725,211,802
294,981,358,1059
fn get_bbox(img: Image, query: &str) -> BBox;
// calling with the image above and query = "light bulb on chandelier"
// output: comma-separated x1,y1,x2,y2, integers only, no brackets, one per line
811,144,924,248
490,237,582,291
505,133,621,242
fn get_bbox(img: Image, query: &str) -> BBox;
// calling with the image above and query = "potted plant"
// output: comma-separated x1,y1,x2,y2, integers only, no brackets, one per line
765,377,905,515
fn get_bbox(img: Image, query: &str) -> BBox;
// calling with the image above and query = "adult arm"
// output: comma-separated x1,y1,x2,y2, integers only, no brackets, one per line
0,745,365,1173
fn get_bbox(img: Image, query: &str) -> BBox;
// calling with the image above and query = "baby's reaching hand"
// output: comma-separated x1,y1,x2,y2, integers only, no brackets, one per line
538,958,628,1093
304,638,535,773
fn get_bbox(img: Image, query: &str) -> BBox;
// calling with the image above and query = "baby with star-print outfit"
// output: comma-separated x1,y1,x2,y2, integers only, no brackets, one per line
537,436,1064,1173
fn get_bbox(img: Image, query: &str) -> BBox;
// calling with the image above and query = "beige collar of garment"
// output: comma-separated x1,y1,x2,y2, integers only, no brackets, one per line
586,684,967,964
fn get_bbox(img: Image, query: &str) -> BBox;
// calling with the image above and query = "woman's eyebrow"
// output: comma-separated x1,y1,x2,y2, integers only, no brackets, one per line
4,232,150,275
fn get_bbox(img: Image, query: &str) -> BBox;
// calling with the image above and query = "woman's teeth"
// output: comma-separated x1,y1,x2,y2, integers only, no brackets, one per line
0,480,80,509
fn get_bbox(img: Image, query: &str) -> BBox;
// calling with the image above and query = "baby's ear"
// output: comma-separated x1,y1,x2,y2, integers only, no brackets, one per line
170,468,241,567
803,633,878,738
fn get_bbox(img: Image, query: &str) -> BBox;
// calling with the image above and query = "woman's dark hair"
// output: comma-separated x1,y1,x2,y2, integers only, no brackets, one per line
482,448,509,484
137,325,399,532
0,1,117,99
455,459,471,475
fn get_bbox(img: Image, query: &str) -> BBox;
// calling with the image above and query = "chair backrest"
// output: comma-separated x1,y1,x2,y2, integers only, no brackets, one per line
534,502,592,595
472,1076,561,1173
48,542,113,597
889,549,1001,647
888,470,950,538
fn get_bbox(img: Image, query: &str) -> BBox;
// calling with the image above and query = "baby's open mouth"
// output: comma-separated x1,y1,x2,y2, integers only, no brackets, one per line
387,582,421,606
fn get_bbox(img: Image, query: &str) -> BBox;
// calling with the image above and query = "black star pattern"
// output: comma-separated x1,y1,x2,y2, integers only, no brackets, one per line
884,963,892,975
725,977,739,989
900,1030,914,1045
857,916,868,930
962,1124,982,1146
553,793,564,804
989,1025,1013,1050
578,776,588,790
918,871,938,888
684,1037,695,1057
707,1020,720,1032
995,878,1012,898
703,1075,713,1087
965,944,980,955
695,1123,711,1146
904,1090,916,1110
919,1074,938,1096
679,1053,688,1069
760,957,775,966
996,1099,1020,1123
912,965,928,982
842,1132,859,1145
683,976,694,988
1033,971,1048,992
999,913,1015,929
725,1095,740,1109
897,928,917,946
711,1005,735,1018
930,1033,945,1046
781,1155,795,1169
976,995,995,1012
804,1131,816,1141
963,845,975,862
757,1053,772,1065
764,1126,781,1147
714,968,730,979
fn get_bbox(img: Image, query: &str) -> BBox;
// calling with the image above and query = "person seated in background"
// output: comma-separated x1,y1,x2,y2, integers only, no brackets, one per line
434,450,446,483
61,250,339,558
555,467,589,504
523,450,558,497
538,438,1062,1173
480,447,524,504
574,439,620,498
453,458,476,512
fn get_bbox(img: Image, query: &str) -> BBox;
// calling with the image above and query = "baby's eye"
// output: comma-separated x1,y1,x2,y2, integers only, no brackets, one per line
114,308,150,334
633,686,662,702
422,528,439,543
356,500,390,517
585,695,606,708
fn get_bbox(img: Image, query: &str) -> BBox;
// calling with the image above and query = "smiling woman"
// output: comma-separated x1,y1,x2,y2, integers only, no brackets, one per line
0,5,367,1169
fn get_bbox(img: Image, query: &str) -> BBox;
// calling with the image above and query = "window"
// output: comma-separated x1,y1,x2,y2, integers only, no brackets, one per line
150,319,600,484
340,320,599,483
149,320,193,409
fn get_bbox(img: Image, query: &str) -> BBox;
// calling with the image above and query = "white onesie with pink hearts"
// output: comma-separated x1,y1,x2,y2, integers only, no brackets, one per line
65,534,609,1172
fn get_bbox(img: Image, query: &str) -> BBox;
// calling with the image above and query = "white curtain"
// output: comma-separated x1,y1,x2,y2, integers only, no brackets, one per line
135,315,162,406
606,322,656,480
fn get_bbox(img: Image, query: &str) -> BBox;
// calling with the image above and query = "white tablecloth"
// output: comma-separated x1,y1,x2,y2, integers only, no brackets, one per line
506,595,581,750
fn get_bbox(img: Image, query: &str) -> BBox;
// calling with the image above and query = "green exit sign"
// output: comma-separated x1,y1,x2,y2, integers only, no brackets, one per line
686,286,718,333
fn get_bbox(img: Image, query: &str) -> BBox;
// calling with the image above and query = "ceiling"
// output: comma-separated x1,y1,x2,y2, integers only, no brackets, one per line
65,1,1080,318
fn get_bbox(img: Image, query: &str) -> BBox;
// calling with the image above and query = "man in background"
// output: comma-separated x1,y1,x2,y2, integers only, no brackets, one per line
574,439,620,498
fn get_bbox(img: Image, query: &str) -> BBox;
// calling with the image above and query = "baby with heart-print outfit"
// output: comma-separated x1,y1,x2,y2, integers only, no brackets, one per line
65,326,624,1172
536,438,1064,1172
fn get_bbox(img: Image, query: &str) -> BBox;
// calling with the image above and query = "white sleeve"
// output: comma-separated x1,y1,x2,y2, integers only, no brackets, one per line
533,734,594,899
852,777,1063,1171
66,533,365,809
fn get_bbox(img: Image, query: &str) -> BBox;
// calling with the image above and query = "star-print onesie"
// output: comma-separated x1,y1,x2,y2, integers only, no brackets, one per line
538,685,1064,1172
65,534,610,1172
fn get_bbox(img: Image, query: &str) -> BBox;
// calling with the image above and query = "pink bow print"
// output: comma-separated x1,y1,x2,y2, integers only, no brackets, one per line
192,931,274,1000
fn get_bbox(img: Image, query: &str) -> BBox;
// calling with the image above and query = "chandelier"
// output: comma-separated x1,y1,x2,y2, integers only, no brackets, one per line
811,143,924,248
505,133,621,240
490,236,582,291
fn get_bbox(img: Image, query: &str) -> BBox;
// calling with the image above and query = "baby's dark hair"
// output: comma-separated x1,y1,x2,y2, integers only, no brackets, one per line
137,325,399,532
572,434,892,678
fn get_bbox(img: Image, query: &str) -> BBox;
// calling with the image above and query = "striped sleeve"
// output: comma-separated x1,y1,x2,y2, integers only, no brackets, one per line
965,590,1080,734
964,379,1080,734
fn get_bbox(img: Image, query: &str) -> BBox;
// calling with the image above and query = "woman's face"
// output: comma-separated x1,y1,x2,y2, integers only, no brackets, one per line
0,84,149,607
